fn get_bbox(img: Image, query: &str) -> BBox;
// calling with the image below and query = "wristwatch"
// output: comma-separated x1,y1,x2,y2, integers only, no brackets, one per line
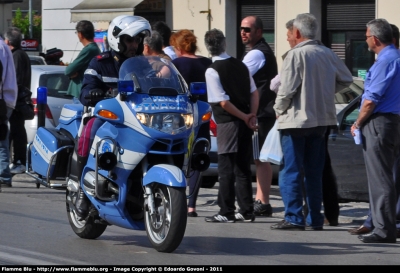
353,121,360,129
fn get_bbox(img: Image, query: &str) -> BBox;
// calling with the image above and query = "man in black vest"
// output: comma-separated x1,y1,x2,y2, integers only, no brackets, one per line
241,16,278,217
204,28,259,223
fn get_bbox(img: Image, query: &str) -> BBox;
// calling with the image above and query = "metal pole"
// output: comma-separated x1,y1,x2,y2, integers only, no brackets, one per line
29,0,33,38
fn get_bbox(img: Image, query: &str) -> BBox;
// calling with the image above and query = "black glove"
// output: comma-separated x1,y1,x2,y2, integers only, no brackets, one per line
89,89,106,100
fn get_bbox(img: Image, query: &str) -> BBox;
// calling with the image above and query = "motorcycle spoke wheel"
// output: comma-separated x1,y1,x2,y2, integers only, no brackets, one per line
145,185,187,253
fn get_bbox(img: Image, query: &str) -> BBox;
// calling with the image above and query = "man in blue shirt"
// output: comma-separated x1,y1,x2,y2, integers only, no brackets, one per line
351,18,400,243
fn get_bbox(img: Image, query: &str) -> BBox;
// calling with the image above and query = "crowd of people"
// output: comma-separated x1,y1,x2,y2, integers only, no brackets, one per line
1,12,399,244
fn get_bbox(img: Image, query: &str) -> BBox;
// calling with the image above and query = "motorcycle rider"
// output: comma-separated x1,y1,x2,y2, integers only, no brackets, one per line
73,15,152,219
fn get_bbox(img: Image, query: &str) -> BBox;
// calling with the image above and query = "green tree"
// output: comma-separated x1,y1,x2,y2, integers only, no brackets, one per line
12,8,42,42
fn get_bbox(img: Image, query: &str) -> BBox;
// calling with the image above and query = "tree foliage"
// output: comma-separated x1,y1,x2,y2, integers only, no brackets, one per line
12,8,42,42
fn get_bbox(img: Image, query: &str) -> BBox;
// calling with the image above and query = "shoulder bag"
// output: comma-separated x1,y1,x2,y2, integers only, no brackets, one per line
15,86,35,120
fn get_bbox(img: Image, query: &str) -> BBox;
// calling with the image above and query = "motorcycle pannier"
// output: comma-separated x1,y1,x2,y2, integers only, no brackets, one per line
31,127,74,179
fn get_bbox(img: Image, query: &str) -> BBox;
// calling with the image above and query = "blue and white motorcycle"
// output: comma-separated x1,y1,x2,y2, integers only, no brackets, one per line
26,56,211,253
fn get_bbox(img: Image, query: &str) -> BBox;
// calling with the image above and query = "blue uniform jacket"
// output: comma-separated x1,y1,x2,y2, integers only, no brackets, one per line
80,50,127,106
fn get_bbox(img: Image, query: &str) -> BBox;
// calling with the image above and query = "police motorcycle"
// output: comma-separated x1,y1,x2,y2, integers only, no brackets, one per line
25,56,211,253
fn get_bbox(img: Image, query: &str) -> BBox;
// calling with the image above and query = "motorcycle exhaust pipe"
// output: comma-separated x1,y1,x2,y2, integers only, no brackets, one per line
191,153,210,172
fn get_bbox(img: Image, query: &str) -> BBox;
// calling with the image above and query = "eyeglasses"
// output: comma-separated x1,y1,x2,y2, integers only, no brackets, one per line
240,27,252,33
366,35,374,40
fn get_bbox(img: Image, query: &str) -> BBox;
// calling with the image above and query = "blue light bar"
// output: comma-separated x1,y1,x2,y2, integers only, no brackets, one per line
118,80,134,93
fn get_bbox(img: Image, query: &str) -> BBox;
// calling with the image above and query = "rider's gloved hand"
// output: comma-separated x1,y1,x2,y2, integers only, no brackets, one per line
89,89,106,99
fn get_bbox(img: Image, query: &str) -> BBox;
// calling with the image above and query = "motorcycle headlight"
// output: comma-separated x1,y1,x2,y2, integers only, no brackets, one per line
136,113,193,135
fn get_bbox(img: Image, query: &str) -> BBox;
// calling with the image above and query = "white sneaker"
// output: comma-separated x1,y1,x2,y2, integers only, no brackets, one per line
10,161,26,174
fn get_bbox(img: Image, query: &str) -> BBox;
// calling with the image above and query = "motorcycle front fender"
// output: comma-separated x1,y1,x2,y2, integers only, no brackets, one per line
143,164,186,188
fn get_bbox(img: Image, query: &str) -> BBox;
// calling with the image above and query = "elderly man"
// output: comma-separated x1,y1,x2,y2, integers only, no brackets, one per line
203,28,258,223
272,13,352,231
351,19,400,243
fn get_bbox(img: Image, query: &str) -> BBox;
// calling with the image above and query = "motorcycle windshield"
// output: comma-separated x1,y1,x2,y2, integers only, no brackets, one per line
119,56,187,95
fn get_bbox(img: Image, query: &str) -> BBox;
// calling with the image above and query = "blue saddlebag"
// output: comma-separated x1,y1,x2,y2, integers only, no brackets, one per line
31,128,74,179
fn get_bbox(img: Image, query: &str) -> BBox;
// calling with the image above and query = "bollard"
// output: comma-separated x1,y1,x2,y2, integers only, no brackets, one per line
37,86,47,128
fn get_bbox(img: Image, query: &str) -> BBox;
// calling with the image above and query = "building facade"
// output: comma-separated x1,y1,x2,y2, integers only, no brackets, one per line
4,0,400,73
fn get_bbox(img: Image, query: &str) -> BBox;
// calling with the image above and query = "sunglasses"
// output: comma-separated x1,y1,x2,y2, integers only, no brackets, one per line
125,36,142,44
240,27,252,33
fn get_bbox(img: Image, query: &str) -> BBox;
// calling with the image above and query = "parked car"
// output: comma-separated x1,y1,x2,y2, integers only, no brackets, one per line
201,77,368,202
329,77,367,202
25,65,72,144
29,55,47,65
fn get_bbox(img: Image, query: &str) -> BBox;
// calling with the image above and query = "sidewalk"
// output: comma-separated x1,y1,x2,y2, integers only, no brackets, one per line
195,184,370,227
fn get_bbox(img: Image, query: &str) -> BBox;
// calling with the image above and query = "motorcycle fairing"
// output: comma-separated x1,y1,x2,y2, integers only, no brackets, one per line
143,164,186,187
94,98,124,124
58,103,84,137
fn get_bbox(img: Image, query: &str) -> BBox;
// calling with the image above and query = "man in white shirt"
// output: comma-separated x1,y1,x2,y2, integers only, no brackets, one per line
204,28,259,223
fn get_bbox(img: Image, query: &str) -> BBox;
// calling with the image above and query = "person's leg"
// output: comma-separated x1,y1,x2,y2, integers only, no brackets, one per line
75,117,103,219
9,110,27,167
0,107,14,186
278,129,306,226
187,170,201,215
362,115,399,241
254,118,275,215
303,126,326,228
188,122,210,215
322,128,340,225
216,152,236,216
394,140,400,231
235,122,254,216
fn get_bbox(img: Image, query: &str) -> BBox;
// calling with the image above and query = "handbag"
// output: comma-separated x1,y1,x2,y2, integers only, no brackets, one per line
15,87,35,120
259,120,283,165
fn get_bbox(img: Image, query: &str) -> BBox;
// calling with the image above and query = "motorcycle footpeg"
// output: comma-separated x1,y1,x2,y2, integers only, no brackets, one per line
94,218,109,225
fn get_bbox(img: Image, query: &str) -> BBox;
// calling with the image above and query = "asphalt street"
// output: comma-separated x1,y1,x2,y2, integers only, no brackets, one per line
1,174,399,266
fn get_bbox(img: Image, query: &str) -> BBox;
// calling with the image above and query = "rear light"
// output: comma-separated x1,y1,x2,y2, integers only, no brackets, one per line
210,119,217,137
31,98,39,115
31,98,53,119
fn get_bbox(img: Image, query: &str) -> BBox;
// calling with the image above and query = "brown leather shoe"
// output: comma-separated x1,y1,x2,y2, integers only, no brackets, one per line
348,225,371,235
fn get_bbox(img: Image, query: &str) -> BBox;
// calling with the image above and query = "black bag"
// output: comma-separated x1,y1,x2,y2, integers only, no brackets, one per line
16,87,35,120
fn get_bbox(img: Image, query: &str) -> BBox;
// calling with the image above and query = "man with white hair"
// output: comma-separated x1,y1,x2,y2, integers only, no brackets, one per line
272,13,352,231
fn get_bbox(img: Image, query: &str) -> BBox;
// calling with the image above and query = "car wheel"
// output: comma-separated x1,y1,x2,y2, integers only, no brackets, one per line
200,176,218,188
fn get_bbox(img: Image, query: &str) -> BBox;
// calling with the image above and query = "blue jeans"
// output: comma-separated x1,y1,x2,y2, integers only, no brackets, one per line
279,126,327,227
0,107,14,184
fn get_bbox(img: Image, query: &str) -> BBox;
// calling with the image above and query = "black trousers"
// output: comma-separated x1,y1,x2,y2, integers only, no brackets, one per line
322,128,340,223
9,109,27,164
217,121,253,216
362,113,400,240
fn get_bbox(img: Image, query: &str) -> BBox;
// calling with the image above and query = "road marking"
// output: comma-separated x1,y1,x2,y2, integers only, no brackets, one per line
0,245,85,265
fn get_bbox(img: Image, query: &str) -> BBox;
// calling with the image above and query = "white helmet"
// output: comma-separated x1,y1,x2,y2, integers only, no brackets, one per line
108,15,151,53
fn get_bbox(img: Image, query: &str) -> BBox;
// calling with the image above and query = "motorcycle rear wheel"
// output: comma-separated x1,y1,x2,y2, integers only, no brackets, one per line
145,185,187,253
66,189,107,239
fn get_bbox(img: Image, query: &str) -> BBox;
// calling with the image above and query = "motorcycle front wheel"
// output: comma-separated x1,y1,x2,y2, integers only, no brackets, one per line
66,189,107,239
145,184,187,253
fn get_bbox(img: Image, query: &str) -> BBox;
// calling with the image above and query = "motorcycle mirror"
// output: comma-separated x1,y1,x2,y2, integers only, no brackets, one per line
190,82,207,96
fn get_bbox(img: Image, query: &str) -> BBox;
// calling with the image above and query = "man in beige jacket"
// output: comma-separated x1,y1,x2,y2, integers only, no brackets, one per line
271,13,352,231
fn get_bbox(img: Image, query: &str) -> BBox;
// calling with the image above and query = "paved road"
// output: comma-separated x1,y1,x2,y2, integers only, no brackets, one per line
0,173,398,266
